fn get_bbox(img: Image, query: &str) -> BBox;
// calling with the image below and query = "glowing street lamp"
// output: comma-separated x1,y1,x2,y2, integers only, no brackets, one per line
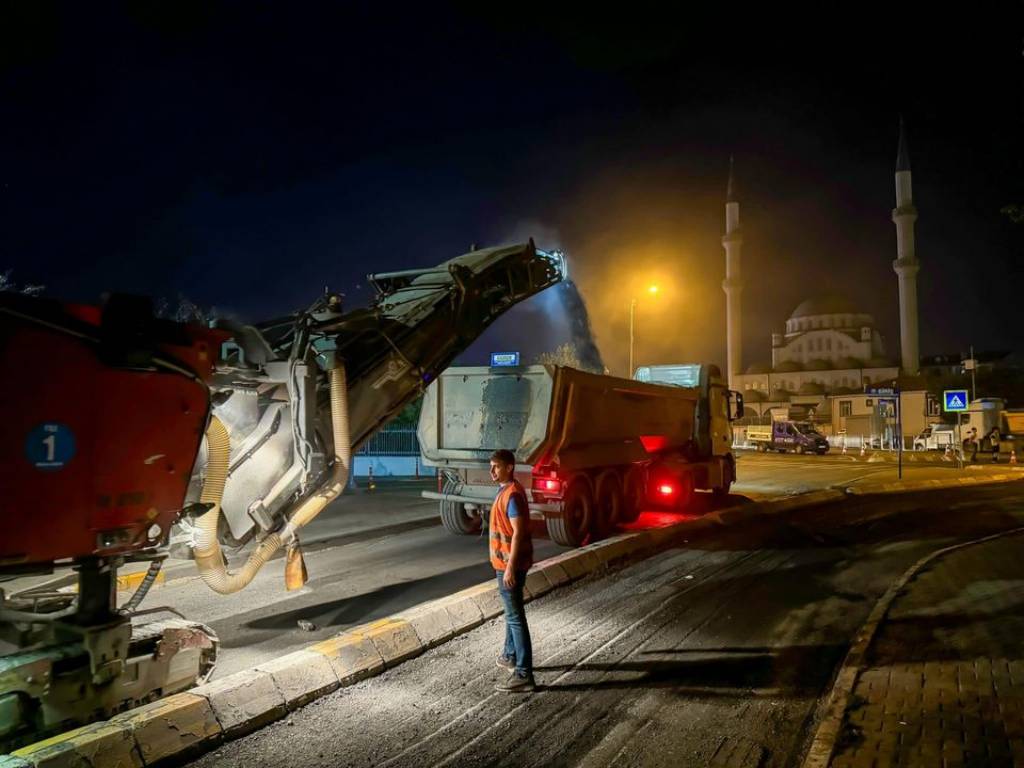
629,284,660,378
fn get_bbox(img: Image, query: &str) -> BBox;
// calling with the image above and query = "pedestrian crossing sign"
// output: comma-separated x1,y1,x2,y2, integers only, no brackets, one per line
943,390,969,412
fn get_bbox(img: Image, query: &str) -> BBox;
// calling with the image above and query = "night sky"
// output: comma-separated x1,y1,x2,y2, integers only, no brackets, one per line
2,4,1021,376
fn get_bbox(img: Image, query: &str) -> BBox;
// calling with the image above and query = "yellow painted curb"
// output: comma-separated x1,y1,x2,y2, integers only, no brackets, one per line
358,618,422,667
116,570,165,592
310,631,384,684
12,721,141,768
108,692,220,765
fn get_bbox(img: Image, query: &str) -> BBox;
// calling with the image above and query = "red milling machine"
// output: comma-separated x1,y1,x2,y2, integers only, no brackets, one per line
0,241,565,750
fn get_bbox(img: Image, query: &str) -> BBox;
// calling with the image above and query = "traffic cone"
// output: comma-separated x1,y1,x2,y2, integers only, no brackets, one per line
859,443,866,457
841,440,847,455
944,443,953,462
1011,449,1018,465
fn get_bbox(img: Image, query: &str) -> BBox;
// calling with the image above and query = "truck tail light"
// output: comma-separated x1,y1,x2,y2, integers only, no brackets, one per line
531,474,562,496
656,483,675,497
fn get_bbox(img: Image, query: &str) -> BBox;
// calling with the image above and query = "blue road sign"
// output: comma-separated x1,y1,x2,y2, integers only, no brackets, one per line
490,352,520,367
866,386,898,396
943,389,969,412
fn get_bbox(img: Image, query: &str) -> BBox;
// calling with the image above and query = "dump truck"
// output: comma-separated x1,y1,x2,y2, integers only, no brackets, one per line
417,363,743,547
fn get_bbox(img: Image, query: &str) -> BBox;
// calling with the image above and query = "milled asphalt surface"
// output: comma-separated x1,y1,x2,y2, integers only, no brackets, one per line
186,477,1024,768
94,452,1013,678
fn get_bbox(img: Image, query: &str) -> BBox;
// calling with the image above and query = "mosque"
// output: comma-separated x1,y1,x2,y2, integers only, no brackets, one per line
722,122,923,423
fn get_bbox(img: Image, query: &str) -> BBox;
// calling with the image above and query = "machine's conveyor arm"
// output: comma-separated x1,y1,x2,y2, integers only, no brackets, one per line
259,240,564,454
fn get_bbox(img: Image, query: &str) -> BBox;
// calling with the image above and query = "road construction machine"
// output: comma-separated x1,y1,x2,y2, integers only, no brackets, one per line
0,241,563,750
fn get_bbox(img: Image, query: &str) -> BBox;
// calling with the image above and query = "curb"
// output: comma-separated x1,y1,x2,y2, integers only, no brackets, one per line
800,525,1024,768
845,470,1024,496
9,490,849,767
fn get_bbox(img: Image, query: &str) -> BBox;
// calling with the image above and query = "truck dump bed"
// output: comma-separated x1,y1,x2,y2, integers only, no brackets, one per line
418,365,702,472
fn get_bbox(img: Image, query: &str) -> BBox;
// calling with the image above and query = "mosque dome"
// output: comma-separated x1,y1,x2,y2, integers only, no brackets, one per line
784,295,874,335
789,295,859,319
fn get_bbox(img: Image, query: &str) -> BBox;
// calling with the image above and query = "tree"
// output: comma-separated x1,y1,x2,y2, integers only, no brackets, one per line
155,294,219,324
389,396,423,427
0,269,44,296
1001,204,1024,224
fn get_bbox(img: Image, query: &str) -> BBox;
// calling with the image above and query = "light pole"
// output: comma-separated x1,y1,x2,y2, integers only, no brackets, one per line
629,298,637,378
628,285,659,378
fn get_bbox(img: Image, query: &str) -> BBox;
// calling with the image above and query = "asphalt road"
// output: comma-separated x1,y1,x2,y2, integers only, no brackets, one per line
115,452,991,679
187,478,1024,768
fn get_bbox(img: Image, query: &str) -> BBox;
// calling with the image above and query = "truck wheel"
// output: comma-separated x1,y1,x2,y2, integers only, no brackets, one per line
439,478,480,535
593,471,623,539
547,477,592,547
620,466,645,523
675,472,695,511
712,458,734,500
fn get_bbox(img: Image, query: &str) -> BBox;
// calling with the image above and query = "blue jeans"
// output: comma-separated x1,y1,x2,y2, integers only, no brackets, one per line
496,570,532,676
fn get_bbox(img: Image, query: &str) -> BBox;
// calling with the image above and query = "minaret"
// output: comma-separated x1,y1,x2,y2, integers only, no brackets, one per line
722,156,743,387
892,118,920,376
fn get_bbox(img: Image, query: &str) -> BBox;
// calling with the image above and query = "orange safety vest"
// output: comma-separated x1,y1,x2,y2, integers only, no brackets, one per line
489,480,532,572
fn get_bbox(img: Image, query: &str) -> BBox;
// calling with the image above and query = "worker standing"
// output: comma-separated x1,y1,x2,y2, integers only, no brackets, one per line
987,425,1001,463
488,449,535,693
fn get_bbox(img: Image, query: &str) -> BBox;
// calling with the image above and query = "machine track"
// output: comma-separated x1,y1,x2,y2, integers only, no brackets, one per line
0,611,217,753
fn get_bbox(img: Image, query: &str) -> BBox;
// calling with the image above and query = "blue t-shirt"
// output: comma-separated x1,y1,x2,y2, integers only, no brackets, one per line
506,490,523,519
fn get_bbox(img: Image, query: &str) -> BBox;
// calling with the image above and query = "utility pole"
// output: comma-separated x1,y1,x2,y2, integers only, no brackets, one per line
628,297,637,378
968,344,977,402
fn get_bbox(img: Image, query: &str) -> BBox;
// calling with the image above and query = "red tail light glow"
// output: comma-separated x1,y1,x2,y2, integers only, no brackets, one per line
657,483,675,496
639,435,669,453
531,475,562,495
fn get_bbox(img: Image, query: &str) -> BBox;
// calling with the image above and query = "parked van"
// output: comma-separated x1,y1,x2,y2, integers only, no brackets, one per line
913,423,956,451
747,420,829,455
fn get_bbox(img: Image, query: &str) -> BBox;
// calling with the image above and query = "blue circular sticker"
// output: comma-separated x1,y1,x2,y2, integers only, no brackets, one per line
25,423,76,471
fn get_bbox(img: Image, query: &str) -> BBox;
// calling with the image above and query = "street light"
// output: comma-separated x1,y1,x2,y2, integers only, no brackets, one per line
628,285,660,378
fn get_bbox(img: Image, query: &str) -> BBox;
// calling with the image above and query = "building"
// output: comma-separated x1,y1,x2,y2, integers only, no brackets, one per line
724,120,921,421
733,295,900,404
829,390,939,445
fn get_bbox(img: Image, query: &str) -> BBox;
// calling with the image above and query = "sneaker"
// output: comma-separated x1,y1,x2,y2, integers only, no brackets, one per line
495,672,535,693
496,655,515,670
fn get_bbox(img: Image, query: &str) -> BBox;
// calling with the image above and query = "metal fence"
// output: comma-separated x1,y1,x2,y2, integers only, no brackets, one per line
357,427,421,456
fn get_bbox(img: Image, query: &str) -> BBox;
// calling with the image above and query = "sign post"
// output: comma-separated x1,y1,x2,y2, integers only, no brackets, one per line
896,390,902,478
943,389,970,469
868,385,902,477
